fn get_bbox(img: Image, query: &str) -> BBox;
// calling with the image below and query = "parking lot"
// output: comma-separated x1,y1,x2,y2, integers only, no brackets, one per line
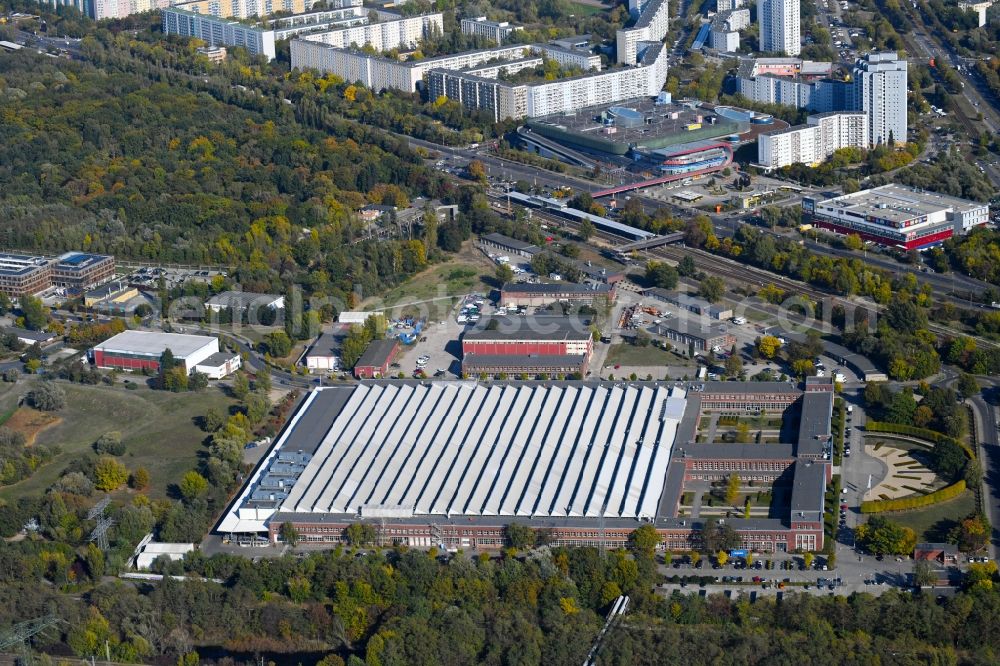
121,265,227,290
392,293,498,378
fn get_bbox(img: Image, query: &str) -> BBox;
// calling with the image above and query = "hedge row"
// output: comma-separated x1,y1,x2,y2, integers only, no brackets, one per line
865,421,975,459
860,480,967,514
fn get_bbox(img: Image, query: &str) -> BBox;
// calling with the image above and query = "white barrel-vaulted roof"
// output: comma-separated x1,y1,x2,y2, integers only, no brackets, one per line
274,382,686,521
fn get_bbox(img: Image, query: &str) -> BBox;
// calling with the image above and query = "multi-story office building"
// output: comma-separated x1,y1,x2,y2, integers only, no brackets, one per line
50,252,116,290
0,254,53,299
299,12,443,52
758,112,868,168
0,251,115,298
616,0,669,64
852,51,907,145
757,0,800,55
460,17,522,44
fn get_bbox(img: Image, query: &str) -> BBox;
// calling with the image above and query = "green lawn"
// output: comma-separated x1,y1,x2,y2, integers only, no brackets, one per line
890,491,977,542
568,1,607,15
368,257,494,314
0,381,18,426
606,343,684,367
0,379,237,502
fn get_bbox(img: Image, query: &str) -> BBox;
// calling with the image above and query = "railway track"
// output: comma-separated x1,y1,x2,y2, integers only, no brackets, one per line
651,244,1000,349
495,193,1000,347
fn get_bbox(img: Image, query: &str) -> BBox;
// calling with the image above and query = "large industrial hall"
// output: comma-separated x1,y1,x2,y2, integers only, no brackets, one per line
219,379,833,552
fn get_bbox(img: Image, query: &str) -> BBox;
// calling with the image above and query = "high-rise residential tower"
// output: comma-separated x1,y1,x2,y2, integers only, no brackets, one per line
757,0,800,55
853,51,908,145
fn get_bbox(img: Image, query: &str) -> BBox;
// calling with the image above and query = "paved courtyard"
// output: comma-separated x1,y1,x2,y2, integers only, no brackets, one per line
865,442,938,500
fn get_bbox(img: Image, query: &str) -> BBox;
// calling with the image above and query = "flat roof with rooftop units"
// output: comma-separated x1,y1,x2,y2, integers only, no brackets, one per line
526,97,747,157
804,184,989,250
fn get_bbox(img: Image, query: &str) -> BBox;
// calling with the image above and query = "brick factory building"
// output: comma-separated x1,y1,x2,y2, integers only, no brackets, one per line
353,339,400,379
461,316,593,377
218,379,833,553
500,281,616,307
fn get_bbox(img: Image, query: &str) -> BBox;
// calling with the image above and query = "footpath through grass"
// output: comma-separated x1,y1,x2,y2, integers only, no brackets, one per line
0,380,237,502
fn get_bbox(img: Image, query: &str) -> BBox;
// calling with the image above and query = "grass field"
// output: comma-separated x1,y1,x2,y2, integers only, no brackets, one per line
605,343,681,367
568,1,607,15
890,490,977,542
0,380,237,502
367,244,495,314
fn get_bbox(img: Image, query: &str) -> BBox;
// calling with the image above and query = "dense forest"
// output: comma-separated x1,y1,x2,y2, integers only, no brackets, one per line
3,536,1000,665
0,23,492,304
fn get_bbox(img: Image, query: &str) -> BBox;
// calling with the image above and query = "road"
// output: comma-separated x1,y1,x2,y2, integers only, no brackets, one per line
970,384,1000,560
907,28,1000,136
9,28,82,57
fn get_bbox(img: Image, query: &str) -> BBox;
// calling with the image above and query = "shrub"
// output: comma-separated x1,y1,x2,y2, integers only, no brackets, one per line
865,421,974,459
860,480,967,513
93,456,128,492
93,432,126,456
129,467,150,491
26,383,66,411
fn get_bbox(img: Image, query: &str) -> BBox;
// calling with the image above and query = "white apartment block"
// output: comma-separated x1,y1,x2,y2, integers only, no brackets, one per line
291,42,602,93
426,42,668,120
460,17,523,44
527,44,668,116
757,0,800,55
853,51,907,145
300,12,443,52
171,0,353,20
709,6,748,52
724,7,751,30
710,29,739,52
163,6,366,60
535,44,602,71
291,42,533,92
92,0,168,20
616,0,669,64
716,0,746,10
163,8,277,59
758,112,868,168
738,72,816,107
959,0,993,27
291,39,425,90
